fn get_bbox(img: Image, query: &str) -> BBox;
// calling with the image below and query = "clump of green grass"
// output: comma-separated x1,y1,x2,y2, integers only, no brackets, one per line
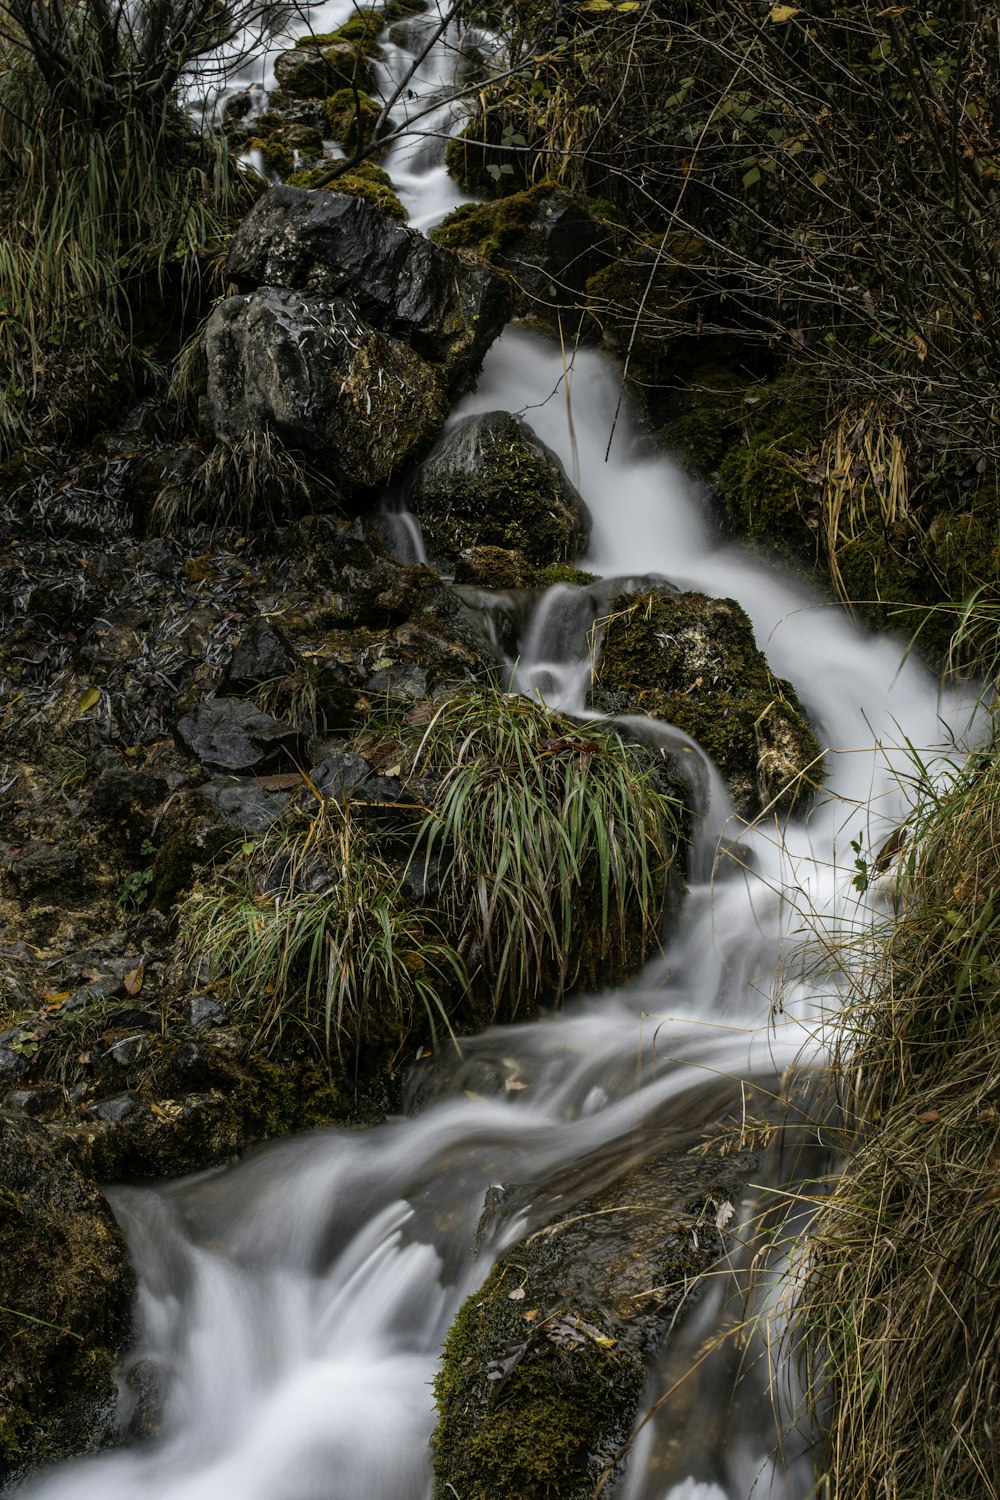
404,686,686,1015
179,806,465,1066
797,740,1000,1500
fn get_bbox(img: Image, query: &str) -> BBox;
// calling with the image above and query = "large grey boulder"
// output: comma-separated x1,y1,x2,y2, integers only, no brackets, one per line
204,288,448,490
407,410,591,569
225,186,512,391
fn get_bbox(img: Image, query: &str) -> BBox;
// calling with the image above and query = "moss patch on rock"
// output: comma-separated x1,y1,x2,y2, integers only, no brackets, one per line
593,590,822,818
285,162,407,220
433,1148,755,1500
454,545,597,591
324,88,380,151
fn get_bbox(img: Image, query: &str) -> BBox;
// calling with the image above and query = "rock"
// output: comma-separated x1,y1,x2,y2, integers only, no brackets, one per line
223,617,298,689
272,43,373,99
6,843,82,896
88,769,168,850
85,1093,145,1122
204,289,448,492
408,411,591,568
176,697,300,773
433,185,613,315
196,777,291,835
188,994,226,1028
308,749,372,803
434,1149,756,1500
225,185,512,389
0,1113,133,1482
593,590,823,818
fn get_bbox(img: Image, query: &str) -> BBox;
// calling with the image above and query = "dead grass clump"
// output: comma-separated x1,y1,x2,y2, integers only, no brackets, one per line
798,743,1000,1500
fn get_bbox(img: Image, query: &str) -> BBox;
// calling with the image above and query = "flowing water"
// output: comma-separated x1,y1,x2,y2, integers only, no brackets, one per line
19,9,985,1499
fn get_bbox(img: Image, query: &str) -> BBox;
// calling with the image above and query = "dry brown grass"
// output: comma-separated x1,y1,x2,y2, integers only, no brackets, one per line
798,742,1000,1499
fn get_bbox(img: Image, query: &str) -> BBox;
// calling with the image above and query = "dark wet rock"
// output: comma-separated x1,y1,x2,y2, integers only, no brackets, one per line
223,617,298,689
434,1149,755,1500
204,288,448,492
147,791,233,911
225,185,512,389
0,1034,30,1082
188,994,226,1028
3,1085,64,1119
308,749,372,803
196,778,291,835
408,411,591,569
593,590,823,819
0,1113,133,1482
176,697,300,774
123,1356,169,1443
85,1093,145,1122
6,843,83,895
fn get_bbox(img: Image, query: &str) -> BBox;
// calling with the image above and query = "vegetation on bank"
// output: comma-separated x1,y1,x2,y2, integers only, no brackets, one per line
796,733,1000,1500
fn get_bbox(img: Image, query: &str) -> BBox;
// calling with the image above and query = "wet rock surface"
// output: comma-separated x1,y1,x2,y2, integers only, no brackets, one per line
434,1148,756,1500
226,186,512,391
204,288,449,490
593,589,823,818
0,1113,133,1482
408,410,591,569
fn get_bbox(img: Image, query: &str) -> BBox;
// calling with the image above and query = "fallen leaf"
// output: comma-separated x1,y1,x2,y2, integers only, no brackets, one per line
76,687,101,715
40,990,72,1006
123,962,145,996
715,1200,736,1230
917,1108,939,1123
768,4,800,19
523,1309,540,1322
384,764,402,777
508,1287,526,1301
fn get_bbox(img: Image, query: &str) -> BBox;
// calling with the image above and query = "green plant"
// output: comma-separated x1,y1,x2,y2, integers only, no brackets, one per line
179,809,466,1065
118,840,157,909
403,685,685,1014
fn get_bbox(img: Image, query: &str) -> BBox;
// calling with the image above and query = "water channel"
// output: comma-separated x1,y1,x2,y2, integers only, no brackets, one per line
18,5,984,1497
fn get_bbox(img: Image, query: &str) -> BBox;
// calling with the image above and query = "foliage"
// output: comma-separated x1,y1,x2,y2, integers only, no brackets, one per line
180,688,686,1068
0,0,262,451
179,807,465,1065
798,737,1000,1499
403,685,685,1014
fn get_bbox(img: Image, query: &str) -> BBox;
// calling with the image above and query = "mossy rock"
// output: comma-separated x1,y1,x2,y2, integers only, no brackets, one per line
454,545,597,590
593,590,822,818
324,87,380,151
660,367,750,478
434,1148,755,1500
445,119,529,198
273,42,374,99
301,7,384,57
0,1114,133,1484
250,135,295,178
408,410,590,568
285,162,408,220
835,525,958,668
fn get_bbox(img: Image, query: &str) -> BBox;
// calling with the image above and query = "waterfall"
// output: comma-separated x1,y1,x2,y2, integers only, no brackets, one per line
20,8,984,1499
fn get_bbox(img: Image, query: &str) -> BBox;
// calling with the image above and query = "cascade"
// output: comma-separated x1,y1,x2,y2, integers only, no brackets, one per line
16,7,983,1498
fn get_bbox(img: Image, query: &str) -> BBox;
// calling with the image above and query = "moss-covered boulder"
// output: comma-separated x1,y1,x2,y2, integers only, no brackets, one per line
286,162,408,221
273,42,374,99
434,1148,755,1500
0,1114,133,1482
408,411,591,569
324,87,381,152
593,590,822,817
454,545,597,591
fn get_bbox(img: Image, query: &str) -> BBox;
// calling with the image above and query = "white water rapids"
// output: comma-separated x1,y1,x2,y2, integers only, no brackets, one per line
20,8,984,1499
16,332,980,1500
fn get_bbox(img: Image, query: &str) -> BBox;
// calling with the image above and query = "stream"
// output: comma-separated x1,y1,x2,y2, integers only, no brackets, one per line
18,6,984,1498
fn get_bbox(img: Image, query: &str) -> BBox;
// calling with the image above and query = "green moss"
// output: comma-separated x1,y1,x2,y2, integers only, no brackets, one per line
445,121,527,198
324,88,380,150
453,546,597,590
250,136,295,178
287,162,407,220
430,182,562,260
302,8,384,56
595,590,822,817
836,527,957,668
